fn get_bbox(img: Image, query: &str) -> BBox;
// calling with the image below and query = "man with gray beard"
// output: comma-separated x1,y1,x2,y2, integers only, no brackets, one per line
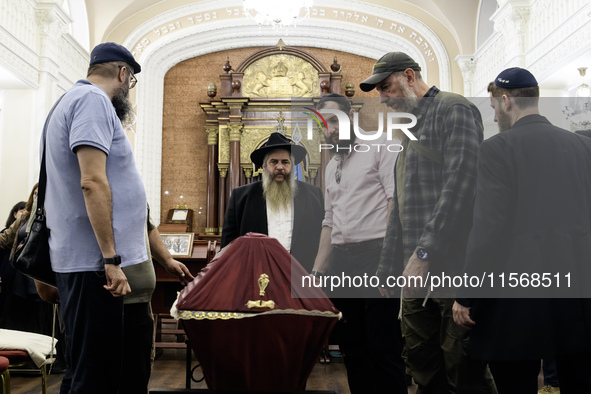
361,52,497,393
221,132,324,273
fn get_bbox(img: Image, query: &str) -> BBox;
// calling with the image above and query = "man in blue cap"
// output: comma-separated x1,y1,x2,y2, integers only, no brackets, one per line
43,42,192,393
453,67,591,393
361,52,496,393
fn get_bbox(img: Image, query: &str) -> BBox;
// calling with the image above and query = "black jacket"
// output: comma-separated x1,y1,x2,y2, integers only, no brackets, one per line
460,115,591,360
221,181,324,272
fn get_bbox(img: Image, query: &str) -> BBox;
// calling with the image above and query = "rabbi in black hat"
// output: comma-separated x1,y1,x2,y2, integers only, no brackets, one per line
453,67,591,392
221,132,324,272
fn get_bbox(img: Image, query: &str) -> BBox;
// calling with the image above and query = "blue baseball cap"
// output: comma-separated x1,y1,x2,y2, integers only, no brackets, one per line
494,67,537,89
89,42,141,74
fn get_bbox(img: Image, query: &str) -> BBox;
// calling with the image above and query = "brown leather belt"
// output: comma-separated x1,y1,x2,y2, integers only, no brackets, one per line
332,238,383,255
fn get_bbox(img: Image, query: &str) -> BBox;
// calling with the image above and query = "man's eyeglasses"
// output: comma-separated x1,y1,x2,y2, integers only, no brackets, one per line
118,65,137,89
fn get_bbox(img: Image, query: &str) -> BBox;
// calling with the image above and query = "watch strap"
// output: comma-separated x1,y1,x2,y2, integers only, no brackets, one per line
103,255,122,265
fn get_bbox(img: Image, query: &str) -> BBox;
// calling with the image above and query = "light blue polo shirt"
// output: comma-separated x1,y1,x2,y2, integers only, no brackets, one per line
43,79,148,272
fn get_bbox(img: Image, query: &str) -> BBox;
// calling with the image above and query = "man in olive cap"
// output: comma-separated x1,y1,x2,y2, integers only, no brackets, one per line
361,52,496,393
43,42,192,393
221,132,324,272
453,67,591,393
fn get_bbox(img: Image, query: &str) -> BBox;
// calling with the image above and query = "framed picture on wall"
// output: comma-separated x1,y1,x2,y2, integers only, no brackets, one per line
171,209,189,221
165,208,193,232
159,232,194,258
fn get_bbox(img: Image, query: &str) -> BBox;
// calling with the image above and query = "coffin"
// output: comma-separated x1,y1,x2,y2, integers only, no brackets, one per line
173,233,340,392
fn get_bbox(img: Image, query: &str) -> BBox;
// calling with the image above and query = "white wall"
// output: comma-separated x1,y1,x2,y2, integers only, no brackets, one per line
0,89,36,222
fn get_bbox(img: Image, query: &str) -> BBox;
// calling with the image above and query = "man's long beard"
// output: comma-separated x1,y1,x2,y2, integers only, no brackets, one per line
390,78,420,141
262,169,298,212
396,79,420,113
112,85,134,127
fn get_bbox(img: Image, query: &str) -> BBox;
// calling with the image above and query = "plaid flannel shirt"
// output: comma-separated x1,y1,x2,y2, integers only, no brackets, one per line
377,87,483,279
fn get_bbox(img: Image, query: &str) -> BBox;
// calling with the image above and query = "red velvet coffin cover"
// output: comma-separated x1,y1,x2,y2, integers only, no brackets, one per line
176,233,340,392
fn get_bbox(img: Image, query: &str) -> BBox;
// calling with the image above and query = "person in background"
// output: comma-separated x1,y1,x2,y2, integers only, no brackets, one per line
0,184,67,372
2,201,26,233
0,200,26,311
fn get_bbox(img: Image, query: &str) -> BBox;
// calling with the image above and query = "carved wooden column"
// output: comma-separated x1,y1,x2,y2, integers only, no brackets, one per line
227,122,243,193
244,167,253,184
308,167,318,187
204,127,219,235
218,167,228,235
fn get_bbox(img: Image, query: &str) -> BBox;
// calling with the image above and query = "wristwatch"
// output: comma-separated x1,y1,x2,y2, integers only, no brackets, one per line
103,255,122,265
415,247,430,261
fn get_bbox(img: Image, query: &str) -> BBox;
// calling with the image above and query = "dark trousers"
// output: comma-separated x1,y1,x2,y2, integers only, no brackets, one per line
402,298,497,394
57,271,124,394
328,244,406,394
490,353,591,394
556,352,591,393
121,302,154,394
542,358,559,387
488,360,539,394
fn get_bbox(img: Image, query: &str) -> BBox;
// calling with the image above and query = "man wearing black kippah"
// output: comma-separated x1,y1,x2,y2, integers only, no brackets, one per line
453,67,591,393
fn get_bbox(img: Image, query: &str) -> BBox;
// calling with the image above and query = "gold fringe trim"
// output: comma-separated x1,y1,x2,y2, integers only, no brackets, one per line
178,309,342,321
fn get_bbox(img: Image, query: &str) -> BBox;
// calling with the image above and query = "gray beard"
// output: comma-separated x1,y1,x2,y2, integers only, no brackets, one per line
262,170,298,212
112,85,134,127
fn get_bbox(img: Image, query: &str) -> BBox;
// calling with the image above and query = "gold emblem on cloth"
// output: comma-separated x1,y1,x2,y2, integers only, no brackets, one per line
247,273,275,309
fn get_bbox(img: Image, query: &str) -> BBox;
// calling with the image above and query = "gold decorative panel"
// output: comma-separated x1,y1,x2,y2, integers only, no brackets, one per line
243,54,319,98
218,126,230,163
239,126,323,165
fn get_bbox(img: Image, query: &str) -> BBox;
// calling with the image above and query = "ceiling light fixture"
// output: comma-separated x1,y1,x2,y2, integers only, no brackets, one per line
243,0,313,30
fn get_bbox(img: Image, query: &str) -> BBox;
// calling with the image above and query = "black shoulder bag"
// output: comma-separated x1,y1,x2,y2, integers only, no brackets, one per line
13,95,65,287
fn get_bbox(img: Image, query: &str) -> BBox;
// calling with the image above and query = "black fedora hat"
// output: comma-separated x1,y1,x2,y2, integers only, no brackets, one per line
250,133,308,168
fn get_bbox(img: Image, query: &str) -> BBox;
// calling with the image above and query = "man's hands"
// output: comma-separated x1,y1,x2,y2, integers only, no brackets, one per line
452,301,475,330
162,259,194,286
104,264,131,297
401,251,430,297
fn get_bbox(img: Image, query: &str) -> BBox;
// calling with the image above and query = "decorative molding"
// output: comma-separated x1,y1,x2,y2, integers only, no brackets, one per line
455,55,476,96
470,0,591,97
243,167,253,179
308,167,318,179
124,0,455,222
228,122,244,142
205,126,219,145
